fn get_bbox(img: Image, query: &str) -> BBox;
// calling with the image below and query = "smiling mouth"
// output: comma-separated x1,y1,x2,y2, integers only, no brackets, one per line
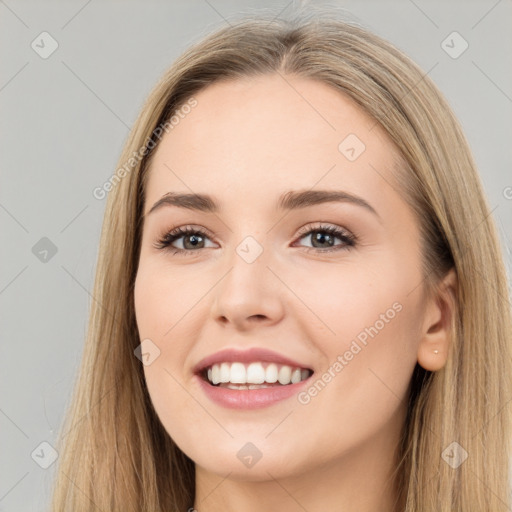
199,361,314,389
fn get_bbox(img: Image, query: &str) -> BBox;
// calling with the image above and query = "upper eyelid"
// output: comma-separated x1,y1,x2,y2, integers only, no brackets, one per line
295,222,352,237
160,222,354,245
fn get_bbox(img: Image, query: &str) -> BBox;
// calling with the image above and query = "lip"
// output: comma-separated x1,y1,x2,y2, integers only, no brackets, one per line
194,373,313,409
193,347,313,374
193,347,314,409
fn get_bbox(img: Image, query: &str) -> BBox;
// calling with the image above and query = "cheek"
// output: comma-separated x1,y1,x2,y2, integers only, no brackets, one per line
142,361,215,461
134,261,208,450
134,257,206,340
292,252,422,404
134,259,198,395
288,252,419,350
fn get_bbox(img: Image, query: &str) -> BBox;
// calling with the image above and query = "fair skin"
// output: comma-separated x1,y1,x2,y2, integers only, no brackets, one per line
134,74,456,512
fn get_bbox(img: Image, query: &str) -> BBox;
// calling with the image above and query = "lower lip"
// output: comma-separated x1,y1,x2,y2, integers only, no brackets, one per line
195,374,312,409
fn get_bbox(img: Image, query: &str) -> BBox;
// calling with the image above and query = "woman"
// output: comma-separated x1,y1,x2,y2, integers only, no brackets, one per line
50,12,512,512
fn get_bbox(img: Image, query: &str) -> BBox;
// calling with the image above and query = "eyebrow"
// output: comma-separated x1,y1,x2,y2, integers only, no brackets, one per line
147,189,380,219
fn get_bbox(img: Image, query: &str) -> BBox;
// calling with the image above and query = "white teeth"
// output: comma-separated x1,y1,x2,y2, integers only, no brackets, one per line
205,361,311,386
230,362,246,384
212,364,220,385
227,383,278,390
278,365,292,385
291,368,302,384
265,363,278,383
220,362,230,383
246,362,266,384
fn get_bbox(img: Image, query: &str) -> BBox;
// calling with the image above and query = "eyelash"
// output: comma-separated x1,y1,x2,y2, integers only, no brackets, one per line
153,223,357,257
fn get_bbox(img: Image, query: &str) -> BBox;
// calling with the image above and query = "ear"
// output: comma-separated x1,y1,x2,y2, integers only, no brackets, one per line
417,268,458,371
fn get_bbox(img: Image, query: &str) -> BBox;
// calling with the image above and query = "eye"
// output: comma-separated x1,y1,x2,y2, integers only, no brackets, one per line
153,225,216,256
293,223,356,253
153,223,357,256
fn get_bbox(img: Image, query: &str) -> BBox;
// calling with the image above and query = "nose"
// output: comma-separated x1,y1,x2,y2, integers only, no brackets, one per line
210,243,285,331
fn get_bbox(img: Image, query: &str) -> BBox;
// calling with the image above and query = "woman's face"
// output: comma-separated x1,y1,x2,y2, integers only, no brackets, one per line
134,74,432,480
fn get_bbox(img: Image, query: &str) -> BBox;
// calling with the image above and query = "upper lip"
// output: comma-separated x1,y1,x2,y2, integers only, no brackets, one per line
193,347,313,374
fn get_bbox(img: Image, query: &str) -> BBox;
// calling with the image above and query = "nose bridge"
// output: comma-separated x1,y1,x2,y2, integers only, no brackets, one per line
210,231,284,326
222,232,271,297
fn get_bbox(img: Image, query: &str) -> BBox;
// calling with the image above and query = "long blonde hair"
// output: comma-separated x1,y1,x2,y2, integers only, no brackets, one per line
50,11,512,512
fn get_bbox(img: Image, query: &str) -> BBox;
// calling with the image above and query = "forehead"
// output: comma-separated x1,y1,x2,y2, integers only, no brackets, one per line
144,74,403,214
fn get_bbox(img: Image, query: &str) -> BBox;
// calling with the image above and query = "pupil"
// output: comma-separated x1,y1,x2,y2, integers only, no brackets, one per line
184,234,203,249
181,231,335,250
313,231,333,248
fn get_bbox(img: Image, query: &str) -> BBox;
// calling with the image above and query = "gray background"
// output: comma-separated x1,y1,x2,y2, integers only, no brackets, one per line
1,0,511,510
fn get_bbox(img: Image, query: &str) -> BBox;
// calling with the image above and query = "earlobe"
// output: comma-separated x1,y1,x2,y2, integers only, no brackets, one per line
417,268,458,372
